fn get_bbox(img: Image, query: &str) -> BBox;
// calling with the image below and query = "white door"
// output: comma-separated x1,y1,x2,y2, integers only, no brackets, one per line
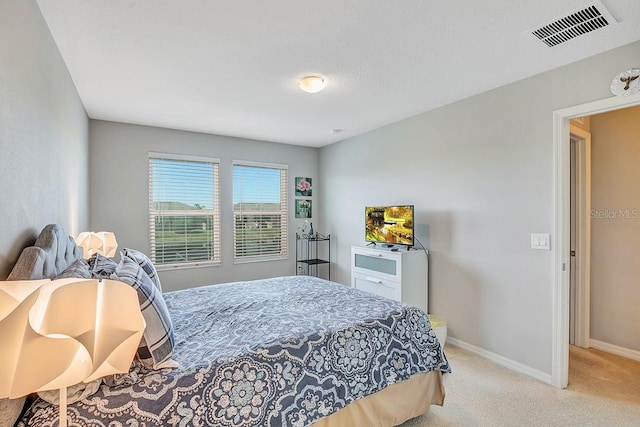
569,138,576,345
569,126,591,349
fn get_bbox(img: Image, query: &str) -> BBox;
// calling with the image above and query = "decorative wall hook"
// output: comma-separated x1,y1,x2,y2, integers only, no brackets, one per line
610,68,640,96
620,74,638,90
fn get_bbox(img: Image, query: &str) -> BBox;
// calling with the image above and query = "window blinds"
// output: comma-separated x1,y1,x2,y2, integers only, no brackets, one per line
149,153,220,267
233,161,288,261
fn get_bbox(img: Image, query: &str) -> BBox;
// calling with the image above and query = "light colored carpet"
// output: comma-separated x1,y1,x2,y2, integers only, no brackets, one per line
400,345,640,426
568,345,640,406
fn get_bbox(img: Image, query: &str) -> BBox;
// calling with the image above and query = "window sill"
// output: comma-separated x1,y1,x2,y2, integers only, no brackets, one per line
233,255,288,265
156,261,221,271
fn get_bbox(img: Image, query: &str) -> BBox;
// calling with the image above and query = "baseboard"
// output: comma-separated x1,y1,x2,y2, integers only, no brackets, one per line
447,337,552,385
589,339,640,362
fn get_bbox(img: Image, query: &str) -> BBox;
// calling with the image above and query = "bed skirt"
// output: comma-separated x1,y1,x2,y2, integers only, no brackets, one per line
314,370,445,426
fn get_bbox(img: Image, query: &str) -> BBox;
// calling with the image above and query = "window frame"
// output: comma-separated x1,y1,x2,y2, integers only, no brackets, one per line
148,152,221,270
232,160,289,264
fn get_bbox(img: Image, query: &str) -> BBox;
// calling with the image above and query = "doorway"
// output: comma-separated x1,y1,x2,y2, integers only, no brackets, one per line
552,94,640,389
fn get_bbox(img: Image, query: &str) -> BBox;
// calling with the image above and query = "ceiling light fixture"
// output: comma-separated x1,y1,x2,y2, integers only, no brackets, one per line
297,75,327,93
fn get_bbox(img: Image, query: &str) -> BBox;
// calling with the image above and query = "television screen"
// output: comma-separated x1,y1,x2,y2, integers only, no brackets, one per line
365,205,414,246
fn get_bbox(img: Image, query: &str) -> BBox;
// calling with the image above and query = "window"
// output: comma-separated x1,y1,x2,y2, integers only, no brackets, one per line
149,153,220,268
233,161,288,262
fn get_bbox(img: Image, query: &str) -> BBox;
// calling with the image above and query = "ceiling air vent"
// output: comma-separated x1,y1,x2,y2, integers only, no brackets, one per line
530,1,617,47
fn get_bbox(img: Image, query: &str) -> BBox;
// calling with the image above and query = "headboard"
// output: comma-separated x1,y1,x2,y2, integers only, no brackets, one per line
7,224,83,280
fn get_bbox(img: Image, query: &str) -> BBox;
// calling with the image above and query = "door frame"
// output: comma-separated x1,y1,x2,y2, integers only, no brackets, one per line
569,125,591,349
552,93,640,388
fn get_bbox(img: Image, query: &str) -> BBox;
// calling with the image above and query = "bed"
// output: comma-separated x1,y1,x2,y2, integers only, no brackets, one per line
8,224,450,426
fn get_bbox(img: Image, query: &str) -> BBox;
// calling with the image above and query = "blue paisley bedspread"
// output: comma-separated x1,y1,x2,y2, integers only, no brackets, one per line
18,276,450,426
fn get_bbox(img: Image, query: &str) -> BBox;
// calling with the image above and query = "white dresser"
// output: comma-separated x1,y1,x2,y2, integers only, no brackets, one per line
351,245,428,312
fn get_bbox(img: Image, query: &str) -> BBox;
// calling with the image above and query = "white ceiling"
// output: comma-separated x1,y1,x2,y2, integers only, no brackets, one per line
36,0,640,147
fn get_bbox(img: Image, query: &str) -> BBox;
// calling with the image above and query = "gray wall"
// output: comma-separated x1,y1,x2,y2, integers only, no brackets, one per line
590,105,640,352
319,40,640,375
0,0,88,279
89,120,319,291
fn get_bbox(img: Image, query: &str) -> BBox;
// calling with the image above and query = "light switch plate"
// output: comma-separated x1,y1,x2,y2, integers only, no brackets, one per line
531,233,551,250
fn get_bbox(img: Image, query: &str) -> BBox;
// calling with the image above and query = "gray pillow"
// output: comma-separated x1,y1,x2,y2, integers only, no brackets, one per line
111,257,176,370
54,258,91,279
122,248,162,292
88,253,118,279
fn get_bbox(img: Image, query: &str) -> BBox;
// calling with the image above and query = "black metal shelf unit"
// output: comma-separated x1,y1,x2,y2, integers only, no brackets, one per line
296,233,330,280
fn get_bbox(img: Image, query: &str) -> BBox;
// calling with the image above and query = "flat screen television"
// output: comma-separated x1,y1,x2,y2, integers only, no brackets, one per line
365,205,414,247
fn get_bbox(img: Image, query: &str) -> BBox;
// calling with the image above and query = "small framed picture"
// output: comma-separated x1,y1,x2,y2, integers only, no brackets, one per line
295,177,312,197
295,199,312,218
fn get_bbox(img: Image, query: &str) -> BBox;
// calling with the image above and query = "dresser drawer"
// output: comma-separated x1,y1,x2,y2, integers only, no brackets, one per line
351,248,401,282
353,272,401,302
